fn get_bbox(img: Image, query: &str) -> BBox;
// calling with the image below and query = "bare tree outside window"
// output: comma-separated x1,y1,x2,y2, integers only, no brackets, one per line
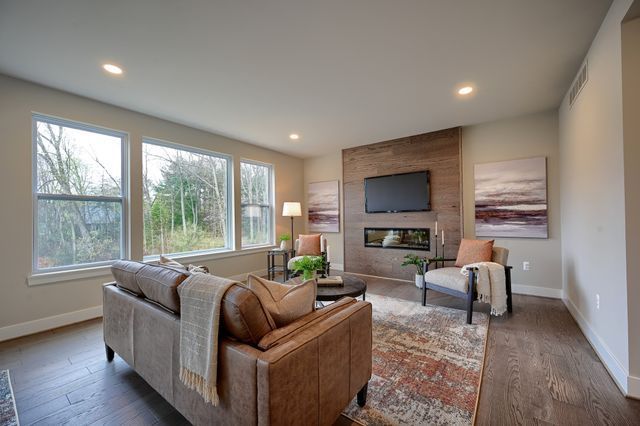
241,161,273,247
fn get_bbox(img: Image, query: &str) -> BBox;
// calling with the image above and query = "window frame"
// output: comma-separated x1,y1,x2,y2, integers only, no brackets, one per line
31,113,129,274
240,158,275,248
141,137,234,259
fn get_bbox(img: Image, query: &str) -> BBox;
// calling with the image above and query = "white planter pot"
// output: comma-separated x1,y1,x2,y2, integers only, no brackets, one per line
415,274,425,288
280,240,289,250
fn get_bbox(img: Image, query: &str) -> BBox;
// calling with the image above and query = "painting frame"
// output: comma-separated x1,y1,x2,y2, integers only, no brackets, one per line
474,157,548,239
308,180,340,233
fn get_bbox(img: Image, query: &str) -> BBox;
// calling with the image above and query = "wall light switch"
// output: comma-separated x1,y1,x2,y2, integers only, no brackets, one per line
596,294,600,310
523,261,531,271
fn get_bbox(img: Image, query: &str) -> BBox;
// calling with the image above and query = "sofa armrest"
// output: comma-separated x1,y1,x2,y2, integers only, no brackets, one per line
254,300,372,426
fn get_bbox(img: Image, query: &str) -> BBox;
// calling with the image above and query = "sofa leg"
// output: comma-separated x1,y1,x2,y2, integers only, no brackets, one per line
105,344,114,362
357,383,368,407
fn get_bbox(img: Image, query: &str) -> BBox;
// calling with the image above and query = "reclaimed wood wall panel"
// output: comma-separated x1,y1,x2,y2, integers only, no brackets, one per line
342,127,462,280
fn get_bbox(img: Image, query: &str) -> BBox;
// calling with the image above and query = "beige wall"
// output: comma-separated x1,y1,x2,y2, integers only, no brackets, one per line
0,74,304,333
622,15,640,382
559,0,632,392
461,111,562,296
303,152,344,269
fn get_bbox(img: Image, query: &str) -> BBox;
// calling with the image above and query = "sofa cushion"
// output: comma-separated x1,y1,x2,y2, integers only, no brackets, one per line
297,234,322,256
455,239,494,267
424,267,469,293
245,274,316,327
136,264,191,313
111,260,146,295
221,284,276,345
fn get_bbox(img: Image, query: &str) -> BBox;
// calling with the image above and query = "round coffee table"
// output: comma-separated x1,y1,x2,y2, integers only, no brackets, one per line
316,275,367,302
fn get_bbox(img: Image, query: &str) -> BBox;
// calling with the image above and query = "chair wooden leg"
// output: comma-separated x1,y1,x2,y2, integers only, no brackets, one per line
466,270,475,324
505,267,513,313
105,344,114,362
357,382,368,407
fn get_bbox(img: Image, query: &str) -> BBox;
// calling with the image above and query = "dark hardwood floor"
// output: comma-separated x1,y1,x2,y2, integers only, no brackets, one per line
1,275,639,425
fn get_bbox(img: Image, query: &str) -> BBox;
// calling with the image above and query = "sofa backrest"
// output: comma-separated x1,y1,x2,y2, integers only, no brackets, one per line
110,260,275,346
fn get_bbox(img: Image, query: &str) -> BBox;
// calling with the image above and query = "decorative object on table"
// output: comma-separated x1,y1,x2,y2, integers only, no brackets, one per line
0,370,19,426
316,275,344,287
474,157,548,238
422,242,513,324
291,255,325,281
278,233,291,251
314,275,366,301
401,253,426,288
267,249,293,282
282,202,302,243
308,180,340,232
343,293,488,425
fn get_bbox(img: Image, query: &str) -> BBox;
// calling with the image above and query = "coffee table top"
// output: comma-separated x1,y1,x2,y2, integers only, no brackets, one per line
315,275,366,301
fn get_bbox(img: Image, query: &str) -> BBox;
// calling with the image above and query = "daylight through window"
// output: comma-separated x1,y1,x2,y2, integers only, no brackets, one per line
33,115,126,271
241,160,273,247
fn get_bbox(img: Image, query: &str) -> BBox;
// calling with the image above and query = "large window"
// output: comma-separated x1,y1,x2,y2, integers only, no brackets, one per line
33,115,127,272
143,139,232,257
241,160,273,247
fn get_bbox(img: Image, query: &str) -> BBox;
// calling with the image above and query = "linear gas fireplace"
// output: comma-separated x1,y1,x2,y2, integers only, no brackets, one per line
364,227,430,251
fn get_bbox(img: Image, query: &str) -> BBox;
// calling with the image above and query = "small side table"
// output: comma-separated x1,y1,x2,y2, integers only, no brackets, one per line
267,250,294,282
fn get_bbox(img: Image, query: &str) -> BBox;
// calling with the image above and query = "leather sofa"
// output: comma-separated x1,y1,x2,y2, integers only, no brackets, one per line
103,260,372,425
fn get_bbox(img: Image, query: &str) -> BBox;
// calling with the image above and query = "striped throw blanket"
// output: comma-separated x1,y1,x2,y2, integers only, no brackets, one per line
178,273,237,406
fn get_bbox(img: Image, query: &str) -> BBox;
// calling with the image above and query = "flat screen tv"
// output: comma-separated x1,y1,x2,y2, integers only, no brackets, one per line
364,171,430,213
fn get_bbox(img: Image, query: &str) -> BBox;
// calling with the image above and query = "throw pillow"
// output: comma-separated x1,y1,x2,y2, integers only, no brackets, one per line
245,274,316,327
455,239,495,267
159,255,185,269
297,234,322,256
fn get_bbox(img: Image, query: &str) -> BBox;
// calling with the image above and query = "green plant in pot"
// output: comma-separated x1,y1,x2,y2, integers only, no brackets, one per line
401,253,426,288
279,233,291,250
292,256,324,281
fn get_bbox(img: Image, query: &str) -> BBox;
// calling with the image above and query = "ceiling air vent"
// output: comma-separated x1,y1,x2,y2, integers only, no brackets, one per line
569,60,588,107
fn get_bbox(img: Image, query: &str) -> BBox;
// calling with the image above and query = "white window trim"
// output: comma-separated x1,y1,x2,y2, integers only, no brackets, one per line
31,113,129,275
240,159,275,249
141,137,234,259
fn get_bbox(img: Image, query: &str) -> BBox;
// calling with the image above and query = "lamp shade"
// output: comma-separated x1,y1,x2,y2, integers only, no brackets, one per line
282,202,302,217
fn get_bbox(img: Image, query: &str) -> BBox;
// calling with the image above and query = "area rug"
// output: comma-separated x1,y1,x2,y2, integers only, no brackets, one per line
0,370,19,426
343,294,488,425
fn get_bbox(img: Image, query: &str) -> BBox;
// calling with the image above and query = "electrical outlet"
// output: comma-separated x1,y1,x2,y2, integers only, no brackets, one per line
523,261,531,271
596,294,600,310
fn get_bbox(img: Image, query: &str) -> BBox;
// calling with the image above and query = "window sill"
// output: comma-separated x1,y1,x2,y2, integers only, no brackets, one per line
143,246,276,265
28,265,113,286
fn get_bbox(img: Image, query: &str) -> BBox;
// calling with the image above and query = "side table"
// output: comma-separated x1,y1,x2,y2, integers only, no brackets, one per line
267,249,294,282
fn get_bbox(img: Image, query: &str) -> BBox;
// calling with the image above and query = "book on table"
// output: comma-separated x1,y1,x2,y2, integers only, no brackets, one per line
316,276,344,287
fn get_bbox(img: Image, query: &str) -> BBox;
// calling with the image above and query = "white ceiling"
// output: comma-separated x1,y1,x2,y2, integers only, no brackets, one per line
0,0,612,158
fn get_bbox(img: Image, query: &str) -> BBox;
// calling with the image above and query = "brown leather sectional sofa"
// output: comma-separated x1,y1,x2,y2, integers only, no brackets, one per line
103,260,373,425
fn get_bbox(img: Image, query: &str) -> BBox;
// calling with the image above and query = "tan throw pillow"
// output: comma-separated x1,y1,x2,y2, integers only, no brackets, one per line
455,239,495,267
159,255,185,269
245,274,316,327
297,234,322,256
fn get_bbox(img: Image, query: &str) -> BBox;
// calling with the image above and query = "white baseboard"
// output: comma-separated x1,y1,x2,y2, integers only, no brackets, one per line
511,284,563,299
0,305,103,343
563,297,630,396
227,268,268,282
628,375,640,399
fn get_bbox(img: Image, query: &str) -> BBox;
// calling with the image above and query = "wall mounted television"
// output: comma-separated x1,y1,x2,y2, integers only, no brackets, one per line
364,171,431,213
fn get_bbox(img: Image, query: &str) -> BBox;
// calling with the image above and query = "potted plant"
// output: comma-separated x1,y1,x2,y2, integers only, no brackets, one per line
279,233,291,250
292,256,324,281
402,254,426,288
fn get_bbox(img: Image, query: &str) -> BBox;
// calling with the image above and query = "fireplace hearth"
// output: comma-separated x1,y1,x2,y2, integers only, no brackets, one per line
364,227,430,251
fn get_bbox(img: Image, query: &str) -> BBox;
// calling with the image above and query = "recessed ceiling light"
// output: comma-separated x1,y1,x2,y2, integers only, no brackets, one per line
457,86,473,95
289,133,300,140
102,63,123,75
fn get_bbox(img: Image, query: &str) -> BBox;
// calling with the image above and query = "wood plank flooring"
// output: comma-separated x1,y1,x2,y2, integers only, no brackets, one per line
2,275,639,425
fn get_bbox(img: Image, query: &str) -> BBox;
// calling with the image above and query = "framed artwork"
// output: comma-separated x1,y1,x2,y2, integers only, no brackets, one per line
308,180,340,233
474,157,548,238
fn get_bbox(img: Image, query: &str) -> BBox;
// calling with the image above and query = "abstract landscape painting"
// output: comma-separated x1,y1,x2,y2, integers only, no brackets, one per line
308,180,340,233
474,157,548,238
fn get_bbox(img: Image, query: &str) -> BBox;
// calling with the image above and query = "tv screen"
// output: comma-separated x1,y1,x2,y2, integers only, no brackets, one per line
365,171,430,213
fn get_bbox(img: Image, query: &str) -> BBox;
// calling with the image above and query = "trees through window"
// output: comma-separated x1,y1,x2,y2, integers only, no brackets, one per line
33,115,126,271
241,161,273,247
142,140,231,257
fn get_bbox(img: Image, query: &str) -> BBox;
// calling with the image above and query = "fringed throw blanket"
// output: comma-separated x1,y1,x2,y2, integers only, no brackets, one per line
461,262,507,316
178,273,237,406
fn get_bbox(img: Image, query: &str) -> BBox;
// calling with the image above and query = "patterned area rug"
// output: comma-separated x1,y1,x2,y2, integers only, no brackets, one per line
0,370,19,426
343,294,488,425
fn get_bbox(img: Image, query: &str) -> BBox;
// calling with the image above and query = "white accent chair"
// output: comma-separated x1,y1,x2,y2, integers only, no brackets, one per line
287,235,331,277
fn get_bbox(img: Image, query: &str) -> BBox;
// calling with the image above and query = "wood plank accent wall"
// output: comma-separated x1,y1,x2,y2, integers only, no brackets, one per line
342,127,463,281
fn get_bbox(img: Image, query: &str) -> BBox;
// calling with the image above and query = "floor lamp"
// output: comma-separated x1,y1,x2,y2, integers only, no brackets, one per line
282,202,302,248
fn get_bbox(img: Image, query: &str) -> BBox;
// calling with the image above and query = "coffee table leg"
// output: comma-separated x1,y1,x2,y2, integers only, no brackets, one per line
363,291,366,301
